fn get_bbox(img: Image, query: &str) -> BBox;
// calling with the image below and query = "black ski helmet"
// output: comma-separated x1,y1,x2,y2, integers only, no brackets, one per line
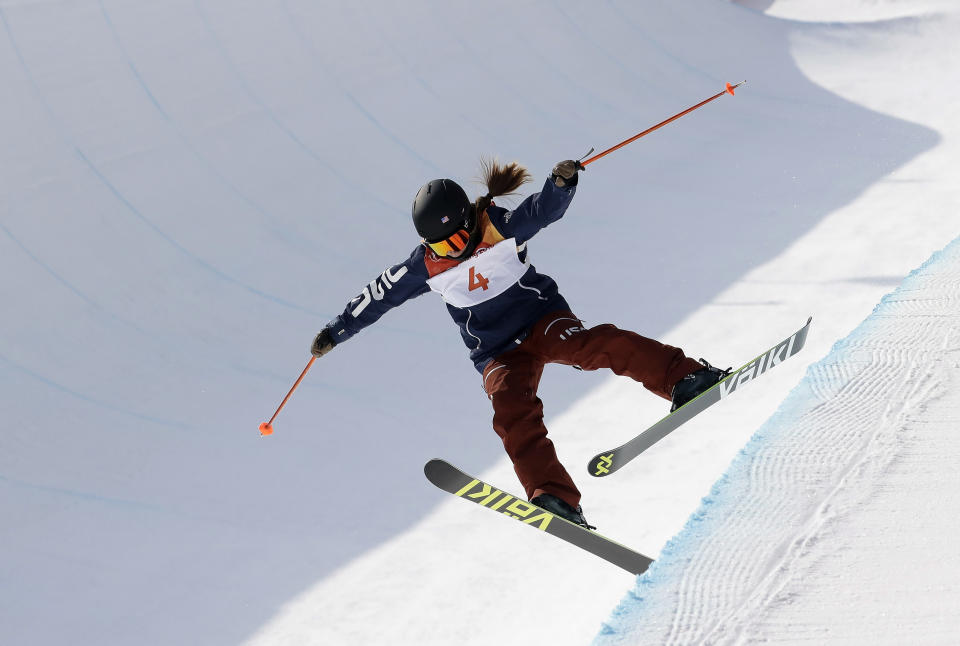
411,179,473,242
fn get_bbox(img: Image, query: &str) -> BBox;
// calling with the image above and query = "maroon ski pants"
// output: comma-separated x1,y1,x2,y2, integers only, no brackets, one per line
482,310,702,508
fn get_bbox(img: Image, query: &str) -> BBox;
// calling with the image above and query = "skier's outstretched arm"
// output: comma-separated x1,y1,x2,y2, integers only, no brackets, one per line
488,160,580,243
311,248,430,356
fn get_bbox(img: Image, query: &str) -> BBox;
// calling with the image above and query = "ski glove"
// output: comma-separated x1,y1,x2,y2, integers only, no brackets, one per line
310,328,336,358
551,159,583,188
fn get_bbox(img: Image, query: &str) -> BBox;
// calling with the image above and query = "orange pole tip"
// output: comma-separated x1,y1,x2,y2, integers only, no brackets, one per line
259,422,274,436
726,82,735,96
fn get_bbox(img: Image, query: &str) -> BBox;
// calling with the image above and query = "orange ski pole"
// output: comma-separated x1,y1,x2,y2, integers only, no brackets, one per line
259,356,316,436
580,81,744,168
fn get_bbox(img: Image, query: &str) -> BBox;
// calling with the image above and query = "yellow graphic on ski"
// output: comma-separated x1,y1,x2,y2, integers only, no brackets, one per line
588,317,812,478
425,459,653,575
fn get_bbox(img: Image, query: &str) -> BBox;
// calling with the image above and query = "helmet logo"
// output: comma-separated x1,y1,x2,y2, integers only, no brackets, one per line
441,216,450,224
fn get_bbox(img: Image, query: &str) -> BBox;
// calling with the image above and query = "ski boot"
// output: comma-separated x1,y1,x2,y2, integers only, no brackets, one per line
531,493,596,530
670,359,732,412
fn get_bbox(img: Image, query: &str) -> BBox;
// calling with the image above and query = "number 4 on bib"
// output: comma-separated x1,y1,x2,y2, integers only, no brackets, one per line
468,266,489,291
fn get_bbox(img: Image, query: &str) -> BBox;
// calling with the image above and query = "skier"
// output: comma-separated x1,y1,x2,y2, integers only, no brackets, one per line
311,158,727,528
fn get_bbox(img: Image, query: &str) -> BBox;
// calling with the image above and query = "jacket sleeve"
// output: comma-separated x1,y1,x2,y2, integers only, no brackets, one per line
325,246,430,345
486,177,576,244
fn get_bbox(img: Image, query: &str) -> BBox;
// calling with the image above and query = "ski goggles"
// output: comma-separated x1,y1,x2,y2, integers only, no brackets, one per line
424,229,471,257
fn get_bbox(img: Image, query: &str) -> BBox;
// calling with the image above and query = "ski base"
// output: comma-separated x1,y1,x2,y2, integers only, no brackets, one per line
425,459,653,575
589,317,812,478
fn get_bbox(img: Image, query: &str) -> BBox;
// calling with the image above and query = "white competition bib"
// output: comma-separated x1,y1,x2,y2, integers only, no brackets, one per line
426,238,528,308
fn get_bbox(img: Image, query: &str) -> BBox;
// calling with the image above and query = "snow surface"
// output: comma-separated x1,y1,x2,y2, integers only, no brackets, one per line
1,1,958,644
596,235,960,644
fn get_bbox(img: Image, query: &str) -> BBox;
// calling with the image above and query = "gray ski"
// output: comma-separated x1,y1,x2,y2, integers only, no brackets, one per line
424,459,654,575
588,317,812,478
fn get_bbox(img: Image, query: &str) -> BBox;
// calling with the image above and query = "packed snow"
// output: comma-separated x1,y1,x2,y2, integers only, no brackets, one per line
596,235,960,644
1,1,958,645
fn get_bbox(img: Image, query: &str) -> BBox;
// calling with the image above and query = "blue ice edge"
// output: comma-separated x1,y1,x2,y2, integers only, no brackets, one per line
591,233,960,644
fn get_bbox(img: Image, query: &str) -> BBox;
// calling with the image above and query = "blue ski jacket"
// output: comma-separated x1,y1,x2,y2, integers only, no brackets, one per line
325,177,576,373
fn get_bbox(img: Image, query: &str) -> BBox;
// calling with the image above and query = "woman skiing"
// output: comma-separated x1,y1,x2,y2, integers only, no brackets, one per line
311,158,726,528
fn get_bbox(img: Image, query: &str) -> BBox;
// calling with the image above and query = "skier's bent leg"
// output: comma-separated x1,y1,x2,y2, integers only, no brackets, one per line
534,312,703,400
483,352,582,508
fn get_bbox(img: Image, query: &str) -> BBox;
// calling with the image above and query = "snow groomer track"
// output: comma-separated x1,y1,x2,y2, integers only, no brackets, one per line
596,236,960,644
